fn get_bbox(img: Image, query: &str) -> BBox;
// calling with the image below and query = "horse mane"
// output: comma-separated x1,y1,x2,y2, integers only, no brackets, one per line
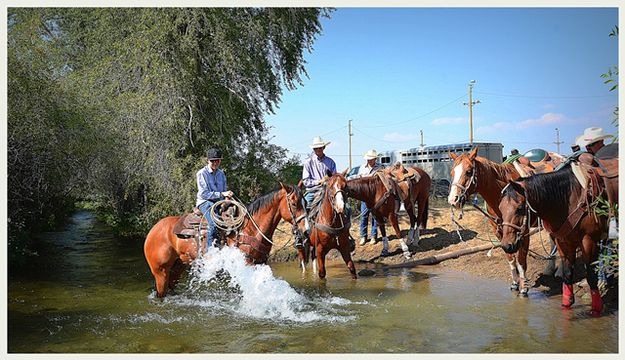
246,184,300,215
475,156,516,180
521,163,577,208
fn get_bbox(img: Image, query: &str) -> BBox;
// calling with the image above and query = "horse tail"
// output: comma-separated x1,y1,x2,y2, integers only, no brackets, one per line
421,197,429,229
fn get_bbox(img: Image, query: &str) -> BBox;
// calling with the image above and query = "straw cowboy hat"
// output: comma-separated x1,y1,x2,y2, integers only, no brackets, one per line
581,127,611,144
309,136,331,149
363,149,378,160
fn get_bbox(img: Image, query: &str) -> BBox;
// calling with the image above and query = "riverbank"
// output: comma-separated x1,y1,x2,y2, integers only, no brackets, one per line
266,204,619,313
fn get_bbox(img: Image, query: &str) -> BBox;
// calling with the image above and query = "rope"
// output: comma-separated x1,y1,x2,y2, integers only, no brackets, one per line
209,197,275,244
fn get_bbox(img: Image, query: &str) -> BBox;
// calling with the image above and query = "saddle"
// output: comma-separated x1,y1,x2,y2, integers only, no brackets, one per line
513,151,564,177
375,171,402,212
173,207,209,239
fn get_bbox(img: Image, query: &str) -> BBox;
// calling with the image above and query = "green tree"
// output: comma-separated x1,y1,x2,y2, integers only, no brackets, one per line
8,8,331,252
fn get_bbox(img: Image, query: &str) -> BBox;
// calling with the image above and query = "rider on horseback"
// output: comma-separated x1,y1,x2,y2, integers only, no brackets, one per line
196,148,235,248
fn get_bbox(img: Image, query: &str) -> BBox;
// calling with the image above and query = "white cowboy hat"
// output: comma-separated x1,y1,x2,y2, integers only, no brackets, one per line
309,136,331,149
581,127,611,144
574,134,590,148
363,149,378,160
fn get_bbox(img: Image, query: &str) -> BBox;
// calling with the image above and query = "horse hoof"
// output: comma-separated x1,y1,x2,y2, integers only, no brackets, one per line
403,253,411,260
510,283,519,291
519,290,529,298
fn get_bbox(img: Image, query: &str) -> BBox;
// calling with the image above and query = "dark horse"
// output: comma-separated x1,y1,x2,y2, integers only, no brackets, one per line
499,162,610,315
144,183,308,297
447,147,557,296
298,172,357,279
346,165,430,259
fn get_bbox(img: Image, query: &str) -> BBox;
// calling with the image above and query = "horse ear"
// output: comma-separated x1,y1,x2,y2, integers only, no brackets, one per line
279,181,286,190
449,151,458,160
469,146,479,160
341,168,349,177
297,179,304,189
509,180,526,196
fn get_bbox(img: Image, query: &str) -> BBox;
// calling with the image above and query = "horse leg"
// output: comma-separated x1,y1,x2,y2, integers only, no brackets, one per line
404,202,418,246
543,235,560,278
374,213,390,256
506,253,521,291
168,259,186,291
390,212,410,259
316,245,327,279
419,196,429,230
339,234,357,279
517,233,530,297
559,242,576,309
297,248,307,273
581,234,602,316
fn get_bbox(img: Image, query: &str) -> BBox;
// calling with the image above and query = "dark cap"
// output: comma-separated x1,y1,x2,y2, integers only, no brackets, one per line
207,148,223,160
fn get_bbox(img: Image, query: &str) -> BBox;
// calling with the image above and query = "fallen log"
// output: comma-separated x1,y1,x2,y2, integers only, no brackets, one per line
387,242,501,269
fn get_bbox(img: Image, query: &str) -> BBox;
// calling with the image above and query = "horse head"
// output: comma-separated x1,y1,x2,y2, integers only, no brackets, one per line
498,180,529,254
448,146,479,208
279,182,310,239
326,172,348,214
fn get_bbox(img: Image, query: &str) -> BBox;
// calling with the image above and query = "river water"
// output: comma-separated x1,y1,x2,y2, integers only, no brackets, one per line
7,210,619,353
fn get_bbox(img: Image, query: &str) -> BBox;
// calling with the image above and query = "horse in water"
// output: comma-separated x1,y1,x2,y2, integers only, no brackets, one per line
144,183,308,298
499,162,610,315
447,147,557,296
345,165,429,259
298,172,357,279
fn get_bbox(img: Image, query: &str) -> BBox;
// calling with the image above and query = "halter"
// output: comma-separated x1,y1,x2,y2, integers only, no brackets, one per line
450,162,477,206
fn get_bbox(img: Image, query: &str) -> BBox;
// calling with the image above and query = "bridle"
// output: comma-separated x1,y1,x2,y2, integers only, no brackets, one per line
450,159,478,206
284,188,309,244
499,186,537,249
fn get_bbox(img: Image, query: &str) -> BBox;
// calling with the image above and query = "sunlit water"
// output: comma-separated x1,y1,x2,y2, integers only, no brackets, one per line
8,210,618,353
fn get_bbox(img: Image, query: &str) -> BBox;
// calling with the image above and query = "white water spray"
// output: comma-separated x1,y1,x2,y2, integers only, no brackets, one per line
166,246,358,323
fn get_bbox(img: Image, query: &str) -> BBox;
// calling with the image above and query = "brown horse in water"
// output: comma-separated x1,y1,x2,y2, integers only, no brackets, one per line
298,172,357,279
499,162,611,315
346,165,430,259
447,147,557,296
144,183,308,298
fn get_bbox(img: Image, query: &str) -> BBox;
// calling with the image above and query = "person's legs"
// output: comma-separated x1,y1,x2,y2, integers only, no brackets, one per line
198,200,217,248
370,211,378,240
359,202,369,245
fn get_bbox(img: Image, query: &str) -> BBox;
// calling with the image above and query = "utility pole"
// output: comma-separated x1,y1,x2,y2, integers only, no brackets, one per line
348,119,353,169
554,127,563,153
463,80,481,145
420,129,425,147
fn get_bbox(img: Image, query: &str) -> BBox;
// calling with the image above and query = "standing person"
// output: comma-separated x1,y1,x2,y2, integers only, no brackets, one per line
196,148,234,248
356,149,382,245
578,127,618,160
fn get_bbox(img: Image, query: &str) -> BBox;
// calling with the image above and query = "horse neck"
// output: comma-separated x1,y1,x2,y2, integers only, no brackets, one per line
474,158,516,215
243,196,284,241
347,177,380,205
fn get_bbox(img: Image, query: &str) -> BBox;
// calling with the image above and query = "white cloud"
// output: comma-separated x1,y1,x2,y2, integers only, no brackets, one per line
383,132,419,142
517,112,564,128
477,113,565,134
431,117,465,125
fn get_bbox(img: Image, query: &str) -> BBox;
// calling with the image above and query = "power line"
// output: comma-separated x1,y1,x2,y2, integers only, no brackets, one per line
358,94,466,129
474,90,614,99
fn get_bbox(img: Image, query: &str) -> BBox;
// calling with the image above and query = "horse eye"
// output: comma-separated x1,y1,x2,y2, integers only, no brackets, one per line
465,170,472,175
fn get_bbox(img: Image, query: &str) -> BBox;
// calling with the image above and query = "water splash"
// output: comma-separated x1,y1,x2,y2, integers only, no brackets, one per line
166,246,356,324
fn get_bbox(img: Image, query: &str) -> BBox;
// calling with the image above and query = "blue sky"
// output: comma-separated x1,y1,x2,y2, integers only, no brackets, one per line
265,7,619,171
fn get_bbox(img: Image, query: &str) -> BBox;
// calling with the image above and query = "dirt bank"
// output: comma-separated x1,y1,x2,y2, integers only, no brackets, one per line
266,202,618,313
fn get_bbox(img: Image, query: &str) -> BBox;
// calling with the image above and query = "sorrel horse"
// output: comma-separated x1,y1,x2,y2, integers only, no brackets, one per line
385,163,432,236
447,147,557,296
298,172,357,279
499,162,609,315
345,167,423,259
144,183,308,297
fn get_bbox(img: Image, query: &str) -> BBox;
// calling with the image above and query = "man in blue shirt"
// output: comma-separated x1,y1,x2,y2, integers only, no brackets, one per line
196,148,234,247
355,149,381,246
302,136,337,206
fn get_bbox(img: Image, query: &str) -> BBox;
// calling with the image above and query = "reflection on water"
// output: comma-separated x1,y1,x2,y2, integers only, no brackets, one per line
8,210,618,353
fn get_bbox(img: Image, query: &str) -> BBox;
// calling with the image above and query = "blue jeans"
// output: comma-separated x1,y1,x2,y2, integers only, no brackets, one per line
359,201,378,239
198,200,219,247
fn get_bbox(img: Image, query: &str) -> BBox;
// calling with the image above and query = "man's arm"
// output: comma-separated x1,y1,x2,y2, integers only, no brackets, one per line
197,171,223,201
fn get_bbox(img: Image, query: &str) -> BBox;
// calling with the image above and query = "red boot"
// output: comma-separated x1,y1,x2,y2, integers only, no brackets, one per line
590,289,603,316
562,283,575,308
